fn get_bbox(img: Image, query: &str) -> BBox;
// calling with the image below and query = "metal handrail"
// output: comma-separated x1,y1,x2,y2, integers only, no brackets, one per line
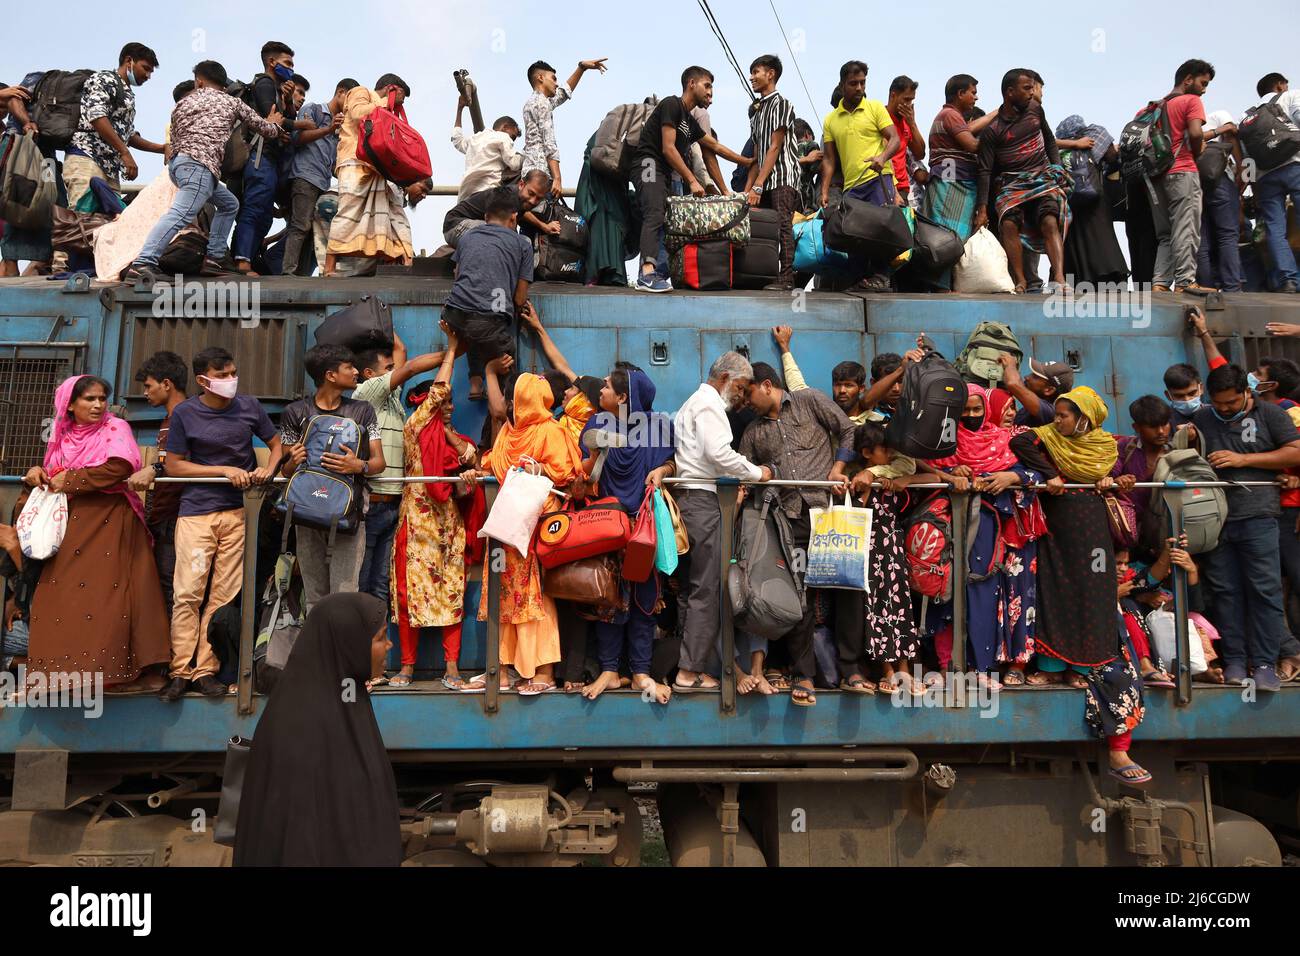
4,472,1269,713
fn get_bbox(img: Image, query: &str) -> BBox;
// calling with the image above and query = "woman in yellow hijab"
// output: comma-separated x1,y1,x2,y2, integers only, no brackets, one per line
1011,387,1149,785
466,373,585,695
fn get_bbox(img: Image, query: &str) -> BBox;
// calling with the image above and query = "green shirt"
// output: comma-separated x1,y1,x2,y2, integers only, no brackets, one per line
352,372,406,495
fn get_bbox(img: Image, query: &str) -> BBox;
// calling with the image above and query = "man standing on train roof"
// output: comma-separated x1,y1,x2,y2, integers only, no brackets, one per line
521,57,608,199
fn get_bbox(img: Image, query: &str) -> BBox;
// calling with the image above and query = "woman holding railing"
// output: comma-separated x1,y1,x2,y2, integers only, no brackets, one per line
1010,387,1150,785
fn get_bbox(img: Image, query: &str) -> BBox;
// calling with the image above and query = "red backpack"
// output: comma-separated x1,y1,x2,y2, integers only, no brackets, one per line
358,90,432,186
903,491,1004,605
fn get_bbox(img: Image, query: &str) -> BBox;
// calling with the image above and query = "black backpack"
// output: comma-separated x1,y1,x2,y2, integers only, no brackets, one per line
1239,93,1300,173
30,69,125,150
1119,95,1176,182
885,349,966,459
726,489,806,640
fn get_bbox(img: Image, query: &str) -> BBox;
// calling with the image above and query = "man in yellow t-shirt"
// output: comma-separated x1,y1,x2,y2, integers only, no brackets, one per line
819,60,902,292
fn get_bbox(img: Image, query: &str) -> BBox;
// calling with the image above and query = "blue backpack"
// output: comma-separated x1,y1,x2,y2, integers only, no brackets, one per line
276,414,362,555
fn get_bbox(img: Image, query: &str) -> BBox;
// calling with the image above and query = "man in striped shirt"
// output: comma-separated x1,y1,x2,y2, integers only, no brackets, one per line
744,55,803,291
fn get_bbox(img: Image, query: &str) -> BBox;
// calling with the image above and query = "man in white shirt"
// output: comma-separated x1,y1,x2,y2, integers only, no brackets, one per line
1248,73,1300,293
451,94,523,201
649,352,771,693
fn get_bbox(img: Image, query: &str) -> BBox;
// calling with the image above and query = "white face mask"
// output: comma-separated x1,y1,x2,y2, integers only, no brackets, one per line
201,375,238,399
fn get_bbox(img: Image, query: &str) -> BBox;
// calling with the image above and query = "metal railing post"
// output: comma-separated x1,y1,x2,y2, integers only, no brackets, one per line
236,492,261,716
717,479,739,716
1165,500,1193,705
950,489,969,674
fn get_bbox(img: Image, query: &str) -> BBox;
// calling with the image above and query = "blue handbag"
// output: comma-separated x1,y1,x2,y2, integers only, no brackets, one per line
652,489,678,575
793,214,852,275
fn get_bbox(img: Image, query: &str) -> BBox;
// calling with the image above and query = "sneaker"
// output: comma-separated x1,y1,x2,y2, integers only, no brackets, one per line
158,677,189,702
1253,664,1282,693
1223,662,1249,685
193,675,228,697
636,272,672,293
763,281,795,292
199,255,237,277
122,261,166,284
1180,283,1217,296
1279,280,1298,294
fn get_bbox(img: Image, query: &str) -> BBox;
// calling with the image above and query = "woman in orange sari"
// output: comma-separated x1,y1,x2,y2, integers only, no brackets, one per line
466,373,585,694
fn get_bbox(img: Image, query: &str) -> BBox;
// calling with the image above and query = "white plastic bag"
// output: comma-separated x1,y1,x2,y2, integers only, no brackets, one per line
1146,608,1208,676
15,486,69,560
478,458,555,557
804,493,872,591
952,227,1015,294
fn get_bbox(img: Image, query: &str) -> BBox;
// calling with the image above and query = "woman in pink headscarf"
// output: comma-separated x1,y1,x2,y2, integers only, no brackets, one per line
21,375,169,687
925,384,1047,686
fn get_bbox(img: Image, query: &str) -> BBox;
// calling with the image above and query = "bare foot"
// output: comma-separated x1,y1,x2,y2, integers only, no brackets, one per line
581,670,621,700
751,673,776,695
563,680,586,693
737,672,759,695
633,673,671,704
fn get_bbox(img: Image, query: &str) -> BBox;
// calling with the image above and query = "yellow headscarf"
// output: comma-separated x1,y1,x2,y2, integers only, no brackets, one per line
1031,386,1118,482
558,391,596,444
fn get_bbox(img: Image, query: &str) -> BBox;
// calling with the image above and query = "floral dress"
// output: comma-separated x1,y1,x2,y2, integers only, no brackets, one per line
390,383,465,628
864,490,920,661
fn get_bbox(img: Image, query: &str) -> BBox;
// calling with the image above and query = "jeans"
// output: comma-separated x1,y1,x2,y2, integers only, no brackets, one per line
1150,171,1203,288
1254,161,1300,288
358,499,400,606
137,154,240,266
282,178,323,276
1201,516,1289,670
634,168,671,272
2,618,29,669
232,152,280,264
1196,174,1244,291
149,516,178,617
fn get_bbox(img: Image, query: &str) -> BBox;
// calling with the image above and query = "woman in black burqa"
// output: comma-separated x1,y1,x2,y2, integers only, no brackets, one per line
234,592,402,866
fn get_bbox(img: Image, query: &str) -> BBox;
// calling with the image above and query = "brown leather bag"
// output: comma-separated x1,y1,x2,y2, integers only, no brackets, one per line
543,554,621,609
50,206,115,258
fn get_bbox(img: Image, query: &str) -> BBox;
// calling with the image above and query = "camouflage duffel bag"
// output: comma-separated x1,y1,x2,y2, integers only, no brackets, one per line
665,195,750,252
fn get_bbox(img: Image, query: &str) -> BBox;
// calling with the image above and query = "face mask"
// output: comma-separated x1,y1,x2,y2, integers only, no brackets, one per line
201,375,238,399
1072,418,1091,436
1212,404,1248,424
272,64,295,83
1247,372,1261,392
124,62,137,87
1170,397,1201,415
960,415,984,432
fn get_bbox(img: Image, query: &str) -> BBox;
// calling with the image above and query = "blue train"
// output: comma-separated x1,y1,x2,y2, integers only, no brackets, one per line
1,276,1297,867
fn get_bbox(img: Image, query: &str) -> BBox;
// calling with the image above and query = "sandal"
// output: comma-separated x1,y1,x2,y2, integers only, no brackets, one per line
672,675,720,694
1063,672,1089,689
441,674,467,691
1025,671,1060,686
977,672,1003,692
517,679,555,697
563,681,586,693
1278,656,1300,683
1142,668,1175,689
839,675,877,695
389,672,413,688
1108,763,1153,786
764,670,792,692
1002,668,1026,687
790,682,817,707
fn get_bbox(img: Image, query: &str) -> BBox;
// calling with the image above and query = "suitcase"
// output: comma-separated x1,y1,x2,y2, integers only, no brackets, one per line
733,207,782,289
823,196,913,260
670,240,733,291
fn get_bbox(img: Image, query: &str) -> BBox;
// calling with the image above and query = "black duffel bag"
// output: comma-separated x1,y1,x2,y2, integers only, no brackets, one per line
823,196,913,261
909,214,965,274
540,198,589,250
314,295,395,350
535,235,585,282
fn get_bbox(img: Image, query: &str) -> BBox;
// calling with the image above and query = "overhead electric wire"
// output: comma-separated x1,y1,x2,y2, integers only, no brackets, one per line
769,0,823,136
697,0,758,102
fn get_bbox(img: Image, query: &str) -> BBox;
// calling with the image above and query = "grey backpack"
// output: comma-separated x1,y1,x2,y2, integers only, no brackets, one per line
727,490,806,640
1151,448,1228,555
0,131,56,231
590,96,659,180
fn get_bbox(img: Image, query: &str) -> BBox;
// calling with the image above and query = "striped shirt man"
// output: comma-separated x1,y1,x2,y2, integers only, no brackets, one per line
748,91,801,191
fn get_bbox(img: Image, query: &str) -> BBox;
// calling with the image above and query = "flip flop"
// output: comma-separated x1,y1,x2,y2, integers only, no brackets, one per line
517,680,555,697
1002,669,1026,687
441,675,468,691
389,673,414,688
1142,670,1175,689
790,683,817,707
839,676,876,695
1108,763,1153,786
672,676,719,694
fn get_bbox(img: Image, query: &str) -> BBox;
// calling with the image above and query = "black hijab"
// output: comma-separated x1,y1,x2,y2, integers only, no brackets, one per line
233,592,402,867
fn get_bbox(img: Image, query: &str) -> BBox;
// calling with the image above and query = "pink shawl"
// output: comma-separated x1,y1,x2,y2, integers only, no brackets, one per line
929,384,1020,474
44,375,147,525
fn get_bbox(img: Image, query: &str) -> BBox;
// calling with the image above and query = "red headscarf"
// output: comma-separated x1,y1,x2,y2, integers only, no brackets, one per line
987,388,1014,429
409,384,486,564
929,384,1020,474
44,374,147,525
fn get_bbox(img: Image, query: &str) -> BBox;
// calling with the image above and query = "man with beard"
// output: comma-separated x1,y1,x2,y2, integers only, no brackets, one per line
648,353,771,692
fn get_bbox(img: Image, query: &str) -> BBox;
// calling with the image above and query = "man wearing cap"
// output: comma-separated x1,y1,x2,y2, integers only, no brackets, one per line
324,73,416,277
125,59,285,282
998,353,1074,427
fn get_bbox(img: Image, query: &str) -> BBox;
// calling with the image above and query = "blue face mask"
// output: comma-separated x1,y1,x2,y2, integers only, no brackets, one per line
123,62,137,87
1170,397,1201,415
272,64,295,83
1211,403,1249,424
1247,372,1261,392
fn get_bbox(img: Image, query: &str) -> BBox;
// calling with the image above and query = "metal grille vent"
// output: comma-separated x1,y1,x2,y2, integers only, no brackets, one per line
0,355,76,475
